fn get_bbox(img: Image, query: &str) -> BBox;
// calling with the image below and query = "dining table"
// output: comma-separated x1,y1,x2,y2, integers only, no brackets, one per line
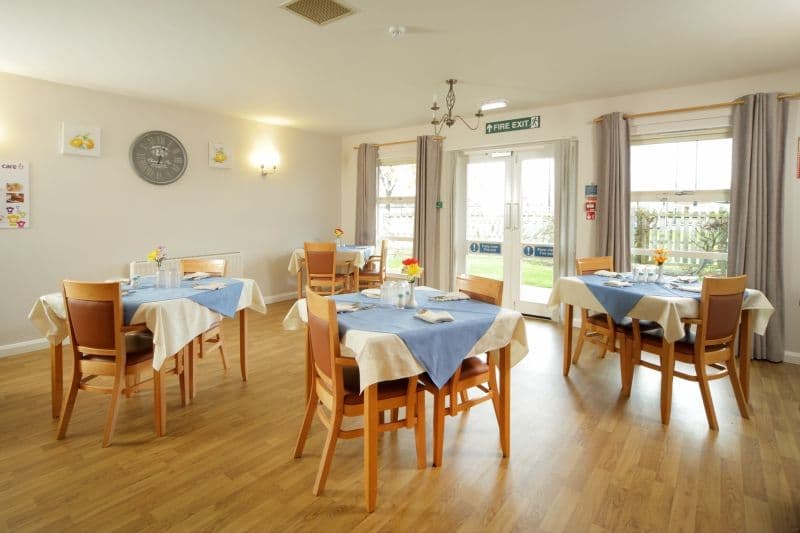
548,275,774,422
288,245,374,297
283,286,529,511
29,275,266,430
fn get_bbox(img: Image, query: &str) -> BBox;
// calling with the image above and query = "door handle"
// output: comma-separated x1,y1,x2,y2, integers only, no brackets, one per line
504,203,511,230
513,203,520,230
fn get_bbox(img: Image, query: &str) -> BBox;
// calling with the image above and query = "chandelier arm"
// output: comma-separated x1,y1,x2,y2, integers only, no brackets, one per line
455,114,481,131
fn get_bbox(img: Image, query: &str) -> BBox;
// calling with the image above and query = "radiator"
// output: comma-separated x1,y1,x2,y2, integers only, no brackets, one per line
128,252,243,278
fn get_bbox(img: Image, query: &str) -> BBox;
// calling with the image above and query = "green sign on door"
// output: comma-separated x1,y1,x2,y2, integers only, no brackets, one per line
485,116,541,134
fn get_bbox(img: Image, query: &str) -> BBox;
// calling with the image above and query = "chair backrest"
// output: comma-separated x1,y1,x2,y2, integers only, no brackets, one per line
181,258,226,277
304,242,337,281
456,274,503,305
305,288,340,384
62,281,123,358
576,256,613,275
699,275,747,346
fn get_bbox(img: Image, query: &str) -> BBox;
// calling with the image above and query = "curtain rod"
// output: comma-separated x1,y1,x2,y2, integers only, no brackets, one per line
351,136,445,150
592,92,800,123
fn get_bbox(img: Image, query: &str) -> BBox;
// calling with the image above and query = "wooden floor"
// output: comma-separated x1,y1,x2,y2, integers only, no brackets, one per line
1,299,799,532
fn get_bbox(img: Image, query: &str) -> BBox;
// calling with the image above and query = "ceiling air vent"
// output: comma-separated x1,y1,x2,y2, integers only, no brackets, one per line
282,0,353,26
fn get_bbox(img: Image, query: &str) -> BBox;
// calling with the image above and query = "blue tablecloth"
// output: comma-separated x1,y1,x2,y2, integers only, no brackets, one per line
333,290,500,389
581,275,705,324
337,244,374,259
122,276,243,324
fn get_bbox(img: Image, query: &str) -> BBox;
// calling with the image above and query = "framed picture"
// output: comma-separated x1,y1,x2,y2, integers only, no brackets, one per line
209,141,231,169
60,123,101,157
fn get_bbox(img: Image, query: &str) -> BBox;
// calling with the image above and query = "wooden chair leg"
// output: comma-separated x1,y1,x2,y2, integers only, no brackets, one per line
293,389,319,458
56,367,81,440
102,370,125,447
726,354,749,419
217,328,229,370
459,390,469,404
487,367,502,431
620,337,634,397
695,360,719,430
313,411,342,495
415,391,426,469
153,366,167,437
177,351,187,408
432,391,446,467
571,323,588,363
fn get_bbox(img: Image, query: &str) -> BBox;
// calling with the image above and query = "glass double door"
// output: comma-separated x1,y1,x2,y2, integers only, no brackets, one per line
462,146,557,316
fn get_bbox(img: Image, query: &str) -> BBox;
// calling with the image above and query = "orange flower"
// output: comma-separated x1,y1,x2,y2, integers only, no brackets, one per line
653,248,668,265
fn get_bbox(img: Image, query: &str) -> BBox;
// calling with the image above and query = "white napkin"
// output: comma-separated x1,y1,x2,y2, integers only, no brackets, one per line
183,272,211,280
603,280,632,287
361,288,381,298
675,275,698,283
193,282,226,291
594,270,620,278
336,302,360,313
428,291,470,302
678,284,702,293
105,277,130,284
414,309,454,323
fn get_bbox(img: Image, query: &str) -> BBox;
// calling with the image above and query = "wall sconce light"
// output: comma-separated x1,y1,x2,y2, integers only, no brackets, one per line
253,149,280,177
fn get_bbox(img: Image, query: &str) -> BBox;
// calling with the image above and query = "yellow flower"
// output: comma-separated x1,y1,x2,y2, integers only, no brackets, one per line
404,263,422,278
147,251,157,261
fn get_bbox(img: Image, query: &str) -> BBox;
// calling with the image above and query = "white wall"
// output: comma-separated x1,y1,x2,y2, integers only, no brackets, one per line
0,72,341,349
341,69,800,354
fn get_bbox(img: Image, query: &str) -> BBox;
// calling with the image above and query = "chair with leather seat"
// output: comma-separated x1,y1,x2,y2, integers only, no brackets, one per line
304,242,353,295
56,281,185,446
418,274,504,467
293,289,425,504
628,275,749,430
357,240,387,290
180,258,228,371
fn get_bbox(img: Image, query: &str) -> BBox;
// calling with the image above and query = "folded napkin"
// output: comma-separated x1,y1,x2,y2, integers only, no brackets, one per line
603,280,632,287
336,302,361,313
594,270,620,278
428,291,470,302
414,309,454,323
105,277,130,284
677,284,702,293
675,275,698,283
193,282,227,291
183,272,211,280
361,288,381,298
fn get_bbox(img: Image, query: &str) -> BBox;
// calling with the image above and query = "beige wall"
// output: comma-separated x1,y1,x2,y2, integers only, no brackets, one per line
0,72,341,349
341,69,800,356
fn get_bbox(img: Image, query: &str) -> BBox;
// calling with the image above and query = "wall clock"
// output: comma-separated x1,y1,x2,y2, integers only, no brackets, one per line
130,130,188,185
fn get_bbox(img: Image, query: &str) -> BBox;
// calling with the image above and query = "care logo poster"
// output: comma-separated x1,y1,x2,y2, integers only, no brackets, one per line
1,161,29,229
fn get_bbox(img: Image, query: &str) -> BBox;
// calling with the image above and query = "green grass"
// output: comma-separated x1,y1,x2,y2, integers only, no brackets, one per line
466,255,553,288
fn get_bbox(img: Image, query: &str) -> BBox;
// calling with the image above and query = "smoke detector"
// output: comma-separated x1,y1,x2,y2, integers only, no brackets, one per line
282,0,353,26
388,25,406,38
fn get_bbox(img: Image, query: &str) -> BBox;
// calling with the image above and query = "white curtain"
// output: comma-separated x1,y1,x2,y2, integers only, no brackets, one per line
355,143,378,245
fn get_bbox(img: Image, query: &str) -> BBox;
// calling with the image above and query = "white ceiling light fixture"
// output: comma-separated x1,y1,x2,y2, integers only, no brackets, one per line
480,99,508,112
430,79,483,135
388,25,406,38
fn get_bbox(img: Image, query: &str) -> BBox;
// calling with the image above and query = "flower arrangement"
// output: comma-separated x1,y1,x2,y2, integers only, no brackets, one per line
147,245,167,269
402,257,423,282
653,248,668,266
333,227,344,238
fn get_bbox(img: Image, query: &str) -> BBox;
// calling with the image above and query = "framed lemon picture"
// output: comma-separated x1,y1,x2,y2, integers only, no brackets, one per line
60,122,101,157
209,141,231,169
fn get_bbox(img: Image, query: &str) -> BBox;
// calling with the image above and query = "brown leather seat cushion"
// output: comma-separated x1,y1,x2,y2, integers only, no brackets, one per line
641,329,727,355
418,356,489,389
341,366,417,404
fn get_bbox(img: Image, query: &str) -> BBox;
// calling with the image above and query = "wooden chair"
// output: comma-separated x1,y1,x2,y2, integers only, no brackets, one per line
303,242,353,295
57,281,185,446
628,275,749,430
293,289,426,506
357,240,387,290
572,256,621,362
419,274,504,467
180,258,228,370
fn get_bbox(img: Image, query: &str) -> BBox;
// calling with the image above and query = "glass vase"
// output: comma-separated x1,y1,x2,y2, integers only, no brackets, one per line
156,266,169,289
405,281,418,308
656,264,665,284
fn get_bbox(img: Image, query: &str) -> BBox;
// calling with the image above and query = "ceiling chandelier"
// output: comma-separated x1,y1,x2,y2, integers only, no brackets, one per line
430,79,483,135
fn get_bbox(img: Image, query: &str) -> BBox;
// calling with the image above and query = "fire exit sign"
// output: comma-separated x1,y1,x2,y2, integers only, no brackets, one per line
485,116,541,134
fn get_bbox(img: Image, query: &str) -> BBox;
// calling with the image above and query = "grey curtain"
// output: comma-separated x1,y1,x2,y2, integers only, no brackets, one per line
595,112,631,271
729,93,788,361
555,139,578,279
355,143,378,245
413,136,443,286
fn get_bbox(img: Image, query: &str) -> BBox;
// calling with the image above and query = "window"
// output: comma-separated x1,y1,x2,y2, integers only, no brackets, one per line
630,131,732,277
377,162,416,273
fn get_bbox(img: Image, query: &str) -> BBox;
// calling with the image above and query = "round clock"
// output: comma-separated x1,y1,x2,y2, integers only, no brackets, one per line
130,130,188,185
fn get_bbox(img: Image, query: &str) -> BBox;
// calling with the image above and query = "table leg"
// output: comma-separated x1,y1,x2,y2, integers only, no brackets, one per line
153,365,167,437
239,309,248,381
50,342,63,418
187,337,197,401
499,344,511,457
364,383,378,513
660,342,675,425
297,269,303,300
738,310,752,402
562,304,574,376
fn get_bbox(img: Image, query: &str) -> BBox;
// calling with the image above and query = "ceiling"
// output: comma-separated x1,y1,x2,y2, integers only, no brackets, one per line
1,0,799,135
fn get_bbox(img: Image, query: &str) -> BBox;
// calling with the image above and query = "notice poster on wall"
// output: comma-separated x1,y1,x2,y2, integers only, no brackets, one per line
0,161,30,229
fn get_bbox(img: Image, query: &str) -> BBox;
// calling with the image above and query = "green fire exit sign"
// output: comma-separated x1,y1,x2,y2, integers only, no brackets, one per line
485,116,541,134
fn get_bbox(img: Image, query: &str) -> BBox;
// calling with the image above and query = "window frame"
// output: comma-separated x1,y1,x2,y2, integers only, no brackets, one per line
376,158,417,274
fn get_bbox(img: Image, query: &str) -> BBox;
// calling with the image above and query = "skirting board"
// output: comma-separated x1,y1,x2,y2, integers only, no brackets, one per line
0,291,298,359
